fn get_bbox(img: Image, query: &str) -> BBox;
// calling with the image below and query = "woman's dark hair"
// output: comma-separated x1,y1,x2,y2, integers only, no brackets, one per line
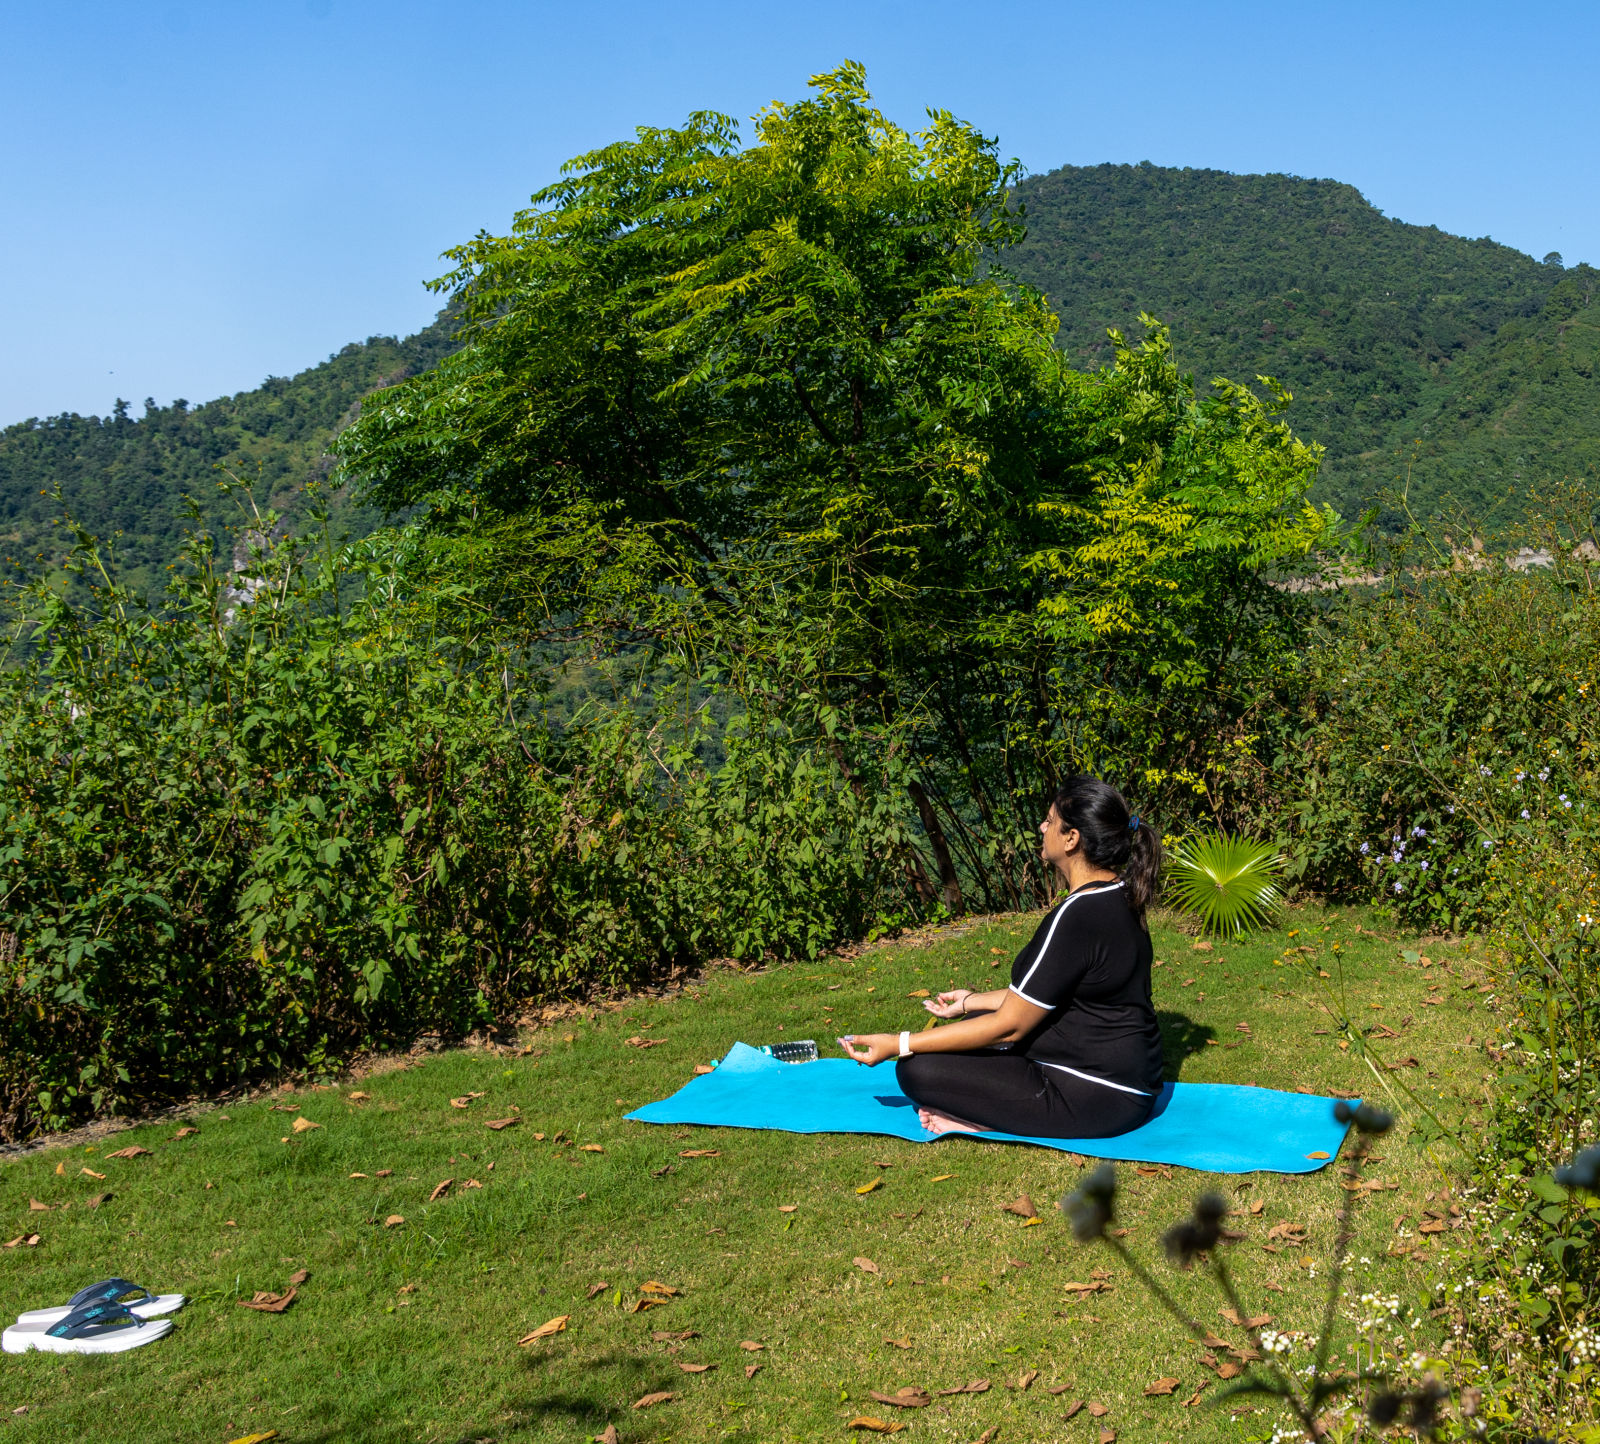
1050,775,1163,917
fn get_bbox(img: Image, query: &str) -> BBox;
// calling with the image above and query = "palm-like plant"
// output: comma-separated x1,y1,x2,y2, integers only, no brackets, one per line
1165,832,1285,937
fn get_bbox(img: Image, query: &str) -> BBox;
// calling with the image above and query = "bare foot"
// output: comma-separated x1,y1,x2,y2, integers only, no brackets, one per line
917,1106,990,1135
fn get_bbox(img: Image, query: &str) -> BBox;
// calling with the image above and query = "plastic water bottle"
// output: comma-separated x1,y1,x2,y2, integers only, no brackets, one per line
759,1039,819,1064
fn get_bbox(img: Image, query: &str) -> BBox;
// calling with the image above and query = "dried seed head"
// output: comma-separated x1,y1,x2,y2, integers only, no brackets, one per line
1060,1162,1117,1242
1554,1143,1600,1193
1367,1392,1403,1426
1334,1099,1394,1135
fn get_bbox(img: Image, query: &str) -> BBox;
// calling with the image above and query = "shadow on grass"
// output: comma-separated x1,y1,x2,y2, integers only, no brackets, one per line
1158,1010,1215,1080
490,1348,670,1440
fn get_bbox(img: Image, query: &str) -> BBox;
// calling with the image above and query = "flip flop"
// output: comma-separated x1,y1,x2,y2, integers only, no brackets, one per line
13,1278,185,1326
4,1301,173,1355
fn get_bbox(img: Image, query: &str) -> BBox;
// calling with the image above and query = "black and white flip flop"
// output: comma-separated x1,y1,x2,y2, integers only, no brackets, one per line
13,1277,185,1327
4,1300,174,1355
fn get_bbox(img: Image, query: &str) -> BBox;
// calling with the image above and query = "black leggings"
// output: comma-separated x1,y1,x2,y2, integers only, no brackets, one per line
895,1049,1155,1139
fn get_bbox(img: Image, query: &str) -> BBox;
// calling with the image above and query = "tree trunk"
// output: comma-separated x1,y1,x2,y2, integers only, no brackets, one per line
908,778,964,915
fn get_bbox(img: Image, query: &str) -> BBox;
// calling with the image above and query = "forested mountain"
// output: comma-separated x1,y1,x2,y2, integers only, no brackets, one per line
1005,162,1590,522
0,316,456,598
2,163,1594,596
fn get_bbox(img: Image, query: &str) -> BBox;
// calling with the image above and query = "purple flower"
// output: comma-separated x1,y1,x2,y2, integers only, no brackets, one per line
1411,826,1427,838
1522,809,1531,819
1359,842,1371,855
1393,881,1405,893
1483,839,1494,848
1391,851,1403,863
1419,860,1430,871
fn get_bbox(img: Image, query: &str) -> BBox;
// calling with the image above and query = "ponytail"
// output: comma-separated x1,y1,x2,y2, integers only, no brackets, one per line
1050,775,1164,920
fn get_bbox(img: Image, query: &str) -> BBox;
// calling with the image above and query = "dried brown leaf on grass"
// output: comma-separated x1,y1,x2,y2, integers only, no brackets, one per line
625,1299,664,1314
3,1234,41,1249
972,1430,999,1444
580,1143,605,1153
517,1315,569,1344
868,1388,931,1409
1061,1400,1084,1419
1219,1307,1272,1328
596,1427,618,1444
856,1178,883,1195
287,1269,309,1287
884,1336,912,1349
853,1256,881,1275
80,1167,106,1179
237,1288,298,1314
640,1281,680,1296
1143,1377,1180,1396
86,1193,112,1209
429,1180,453,1203
631,1392,673,1410
1099,1429,1116,1444
935,1379,990,1396
104,1146,152,1159
739,1340,764,1352
678,1149,719,1158
348,1091,370,1101
586,1282,611,1299
291,1117,320,1134
778,1204,798,1213
383,1214,404,1228
652,1329,698,1341
27,1199,50,1212
678,1362,715,1374
174,1127,199,1139
1086,1402,1109,1417
375,1169,393,1177
1012,1369,1038,1391
450,1092,486,1108
1000,1195,1037,1218
846,1419,904,1434
1183,1382,1209,1407
484,1118,519,1131
745,1363,762,1378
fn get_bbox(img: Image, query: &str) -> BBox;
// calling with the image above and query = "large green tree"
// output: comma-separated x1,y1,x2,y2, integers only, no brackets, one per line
336,63,1333,911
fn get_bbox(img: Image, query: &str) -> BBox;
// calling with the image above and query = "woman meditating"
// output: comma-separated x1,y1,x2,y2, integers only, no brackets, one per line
839,776,1164,1139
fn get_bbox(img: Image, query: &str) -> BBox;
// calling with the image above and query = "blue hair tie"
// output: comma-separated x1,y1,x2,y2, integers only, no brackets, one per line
1129,814,1141,832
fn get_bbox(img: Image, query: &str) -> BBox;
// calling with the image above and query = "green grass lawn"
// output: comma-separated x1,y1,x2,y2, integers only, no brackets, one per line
0,903,1493,1444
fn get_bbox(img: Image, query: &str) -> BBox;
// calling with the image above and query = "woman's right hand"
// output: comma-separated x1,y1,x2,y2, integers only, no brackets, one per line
922,989,973,1019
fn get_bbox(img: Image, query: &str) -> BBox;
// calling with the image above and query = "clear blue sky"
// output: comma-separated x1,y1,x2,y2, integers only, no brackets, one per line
4,0,1596,424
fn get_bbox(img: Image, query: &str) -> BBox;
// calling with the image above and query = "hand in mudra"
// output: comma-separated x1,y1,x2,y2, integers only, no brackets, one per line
922,990,971,1019
837,1034,900,1066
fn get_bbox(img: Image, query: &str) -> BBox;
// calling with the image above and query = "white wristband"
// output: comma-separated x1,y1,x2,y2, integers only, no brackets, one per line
898,1030,913,1058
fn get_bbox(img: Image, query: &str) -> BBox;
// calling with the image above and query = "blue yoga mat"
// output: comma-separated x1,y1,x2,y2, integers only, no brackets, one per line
627,1043,1355,1175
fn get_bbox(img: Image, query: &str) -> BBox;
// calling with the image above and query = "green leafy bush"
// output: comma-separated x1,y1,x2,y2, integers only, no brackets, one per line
1289,491,1600,1429
0,513,917,1139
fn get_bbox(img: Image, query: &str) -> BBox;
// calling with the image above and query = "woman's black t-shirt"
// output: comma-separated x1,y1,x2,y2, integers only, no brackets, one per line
1007,878,1164,1097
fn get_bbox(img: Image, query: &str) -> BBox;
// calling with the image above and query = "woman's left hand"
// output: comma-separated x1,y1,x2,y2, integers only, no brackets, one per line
837,1033,900,1066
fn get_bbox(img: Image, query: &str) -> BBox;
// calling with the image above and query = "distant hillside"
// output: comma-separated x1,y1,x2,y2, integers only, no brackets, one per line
1361,263,1600,518
1005,163,1587,523
0,316,457,598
